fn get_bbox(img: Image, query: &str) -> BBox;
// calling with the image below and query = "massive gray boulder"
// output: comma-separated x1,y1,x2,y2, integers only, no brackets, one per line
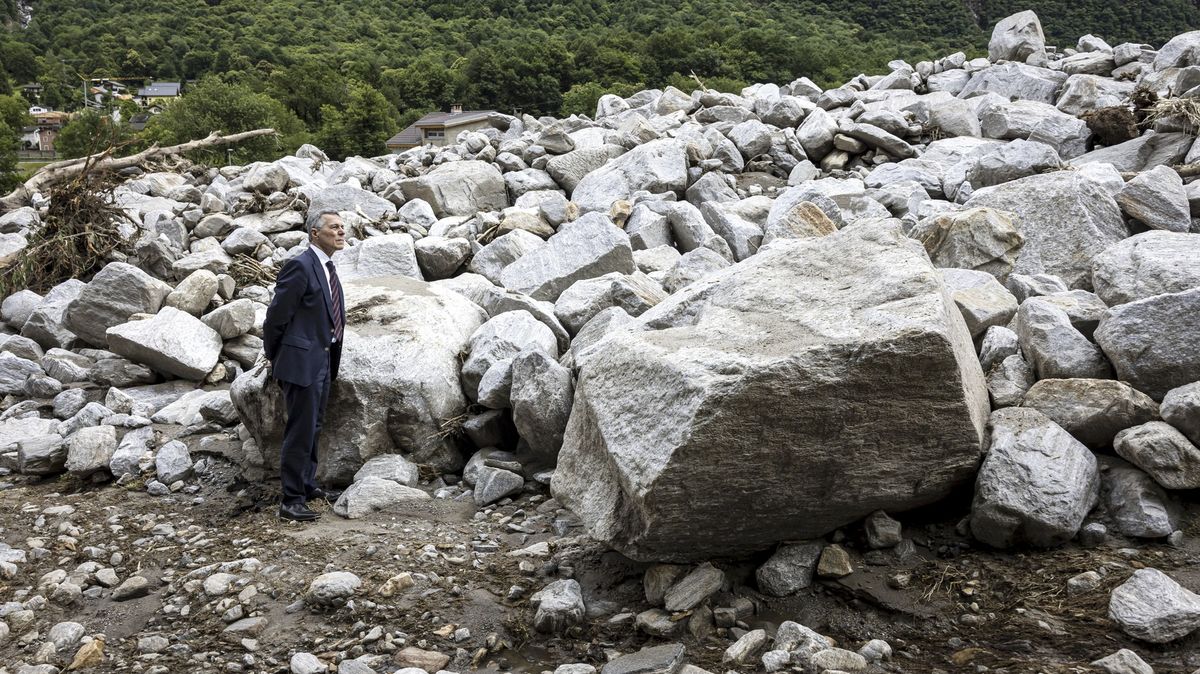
1153,31,1200,70
552,223,989,561
461,310,558,403
165,269,219,316
571,139,688,214
63,262,173,347
964,139,1063,189
468,230,546,285
202,299,256,339
106,308,223,381
1095,288,1200,400
499,215,635,302
546,145,625,194
1056,75,1133,116
1092,232,1200,306
965,171,1128,289
414,236,471,280
2,289,40,330
64,425,118,479
662,247,732,295
242,163,289,194
0,352,43,396
969,407,1100,548
397,160,508,217
796,108,837,160
17,433,67,476
232,277,487,481
333,476,430,519
700,198,770,262
553,272,665,335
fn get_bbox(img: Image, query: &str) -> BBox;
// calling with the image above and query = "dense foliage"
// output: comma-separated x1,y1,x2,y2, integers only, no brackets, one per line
0,92,30,190
2,0,1198,161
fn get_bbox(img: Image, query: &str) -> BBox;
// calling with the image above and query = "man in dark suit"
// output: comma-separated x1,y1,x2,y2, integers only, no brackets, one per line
262,209,347,522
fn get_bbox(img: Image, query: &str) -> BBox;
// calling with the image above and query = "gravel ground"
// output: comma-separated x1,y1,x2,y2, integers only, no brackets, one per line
1,458,1197,674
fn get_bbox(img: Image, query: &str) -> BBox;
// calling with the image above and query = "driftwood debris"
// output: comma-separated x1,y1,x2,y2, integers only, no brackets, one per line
0,128,276,210
1118,163,1200,181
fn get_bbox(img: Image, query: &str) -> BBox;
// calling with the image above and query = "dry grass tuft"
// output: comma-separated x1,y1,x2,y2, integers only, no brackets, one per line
1144,96,1200,134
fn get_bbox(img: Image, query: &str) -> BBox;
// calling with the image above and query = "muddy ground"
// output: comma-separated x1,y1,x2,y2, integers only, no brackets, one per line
1,461,1197,674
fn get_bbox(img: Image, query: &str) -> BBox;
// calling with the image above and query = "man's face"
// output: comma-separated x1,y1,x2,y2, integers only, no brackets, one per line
312,214,346,255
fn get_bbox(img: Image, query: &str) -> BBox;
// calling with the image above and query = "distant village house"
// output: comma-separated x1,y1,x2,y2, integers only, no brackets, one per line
20,110,70,153
134,81,182,112
386,105,496,152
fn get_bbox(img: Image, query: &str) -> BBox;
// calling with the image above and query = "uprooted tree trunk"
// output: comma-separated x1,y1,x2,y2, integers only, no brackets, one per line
0,128,277,210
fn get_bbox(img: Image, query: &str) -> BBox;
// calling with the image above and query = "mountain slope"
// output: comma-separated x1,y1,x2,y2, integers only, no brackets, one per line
2,1,1198,125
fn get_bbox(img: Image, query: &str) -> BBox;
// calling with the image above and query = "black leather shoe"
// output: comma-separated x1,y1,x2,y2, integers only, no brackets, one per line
278,503,320,522
309,487,343,503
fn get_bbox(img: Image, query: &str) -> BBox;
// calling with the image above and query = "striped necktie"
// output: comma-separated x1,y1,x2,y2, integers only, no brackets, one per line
326,261,344,342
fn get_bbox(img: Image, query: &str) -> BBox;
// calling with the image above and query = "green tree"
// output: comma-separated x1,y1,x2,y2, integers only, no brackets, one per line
560,80,642,117
55,110,133,159
0,93,29,130
316,80,399,160
0,40,38,83
0,119,20,192
142,76,308,163
268,57,344,127
0,96,30,193
379,52,469,118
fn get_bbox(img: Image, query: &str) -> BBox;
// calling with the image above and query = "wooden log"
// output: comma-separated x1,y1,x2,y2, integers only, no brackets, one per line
1,128,276,210
1117,162,1200,181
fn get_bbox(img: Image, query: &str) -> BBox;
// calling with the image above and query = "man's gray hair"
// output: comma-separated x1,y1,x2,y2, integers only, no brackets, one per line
306,208,341,235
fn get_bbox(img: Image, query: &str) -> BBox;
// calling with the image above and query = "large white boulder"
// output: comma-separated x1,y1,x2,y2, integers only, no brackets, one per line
396,160,508,217
571,139,688,214
552,223,989,561
499,215,635,302
63,262,173,347
988,10,1046,62
106,307,223,381
232,277,487,481
965,171,1129,289
331,234,423,282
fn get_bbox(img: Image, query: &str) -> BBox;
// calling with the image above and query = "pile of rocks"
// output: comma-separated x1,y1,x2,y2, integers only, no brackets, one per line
2,8,1200,669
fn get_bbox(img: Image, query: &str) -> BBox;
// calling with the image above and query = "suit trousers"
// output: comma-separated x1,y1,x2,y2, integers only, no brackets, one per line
279,351,331,505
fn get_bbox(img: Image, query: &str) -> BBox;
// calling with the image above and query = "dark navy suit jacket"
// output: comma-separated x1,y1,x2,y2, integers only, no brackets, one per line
262,247,344,387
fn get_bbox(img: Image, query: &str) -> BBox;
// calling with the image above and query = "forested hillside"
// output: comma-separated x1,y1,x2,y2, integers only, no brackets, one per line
1,0,1198,163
